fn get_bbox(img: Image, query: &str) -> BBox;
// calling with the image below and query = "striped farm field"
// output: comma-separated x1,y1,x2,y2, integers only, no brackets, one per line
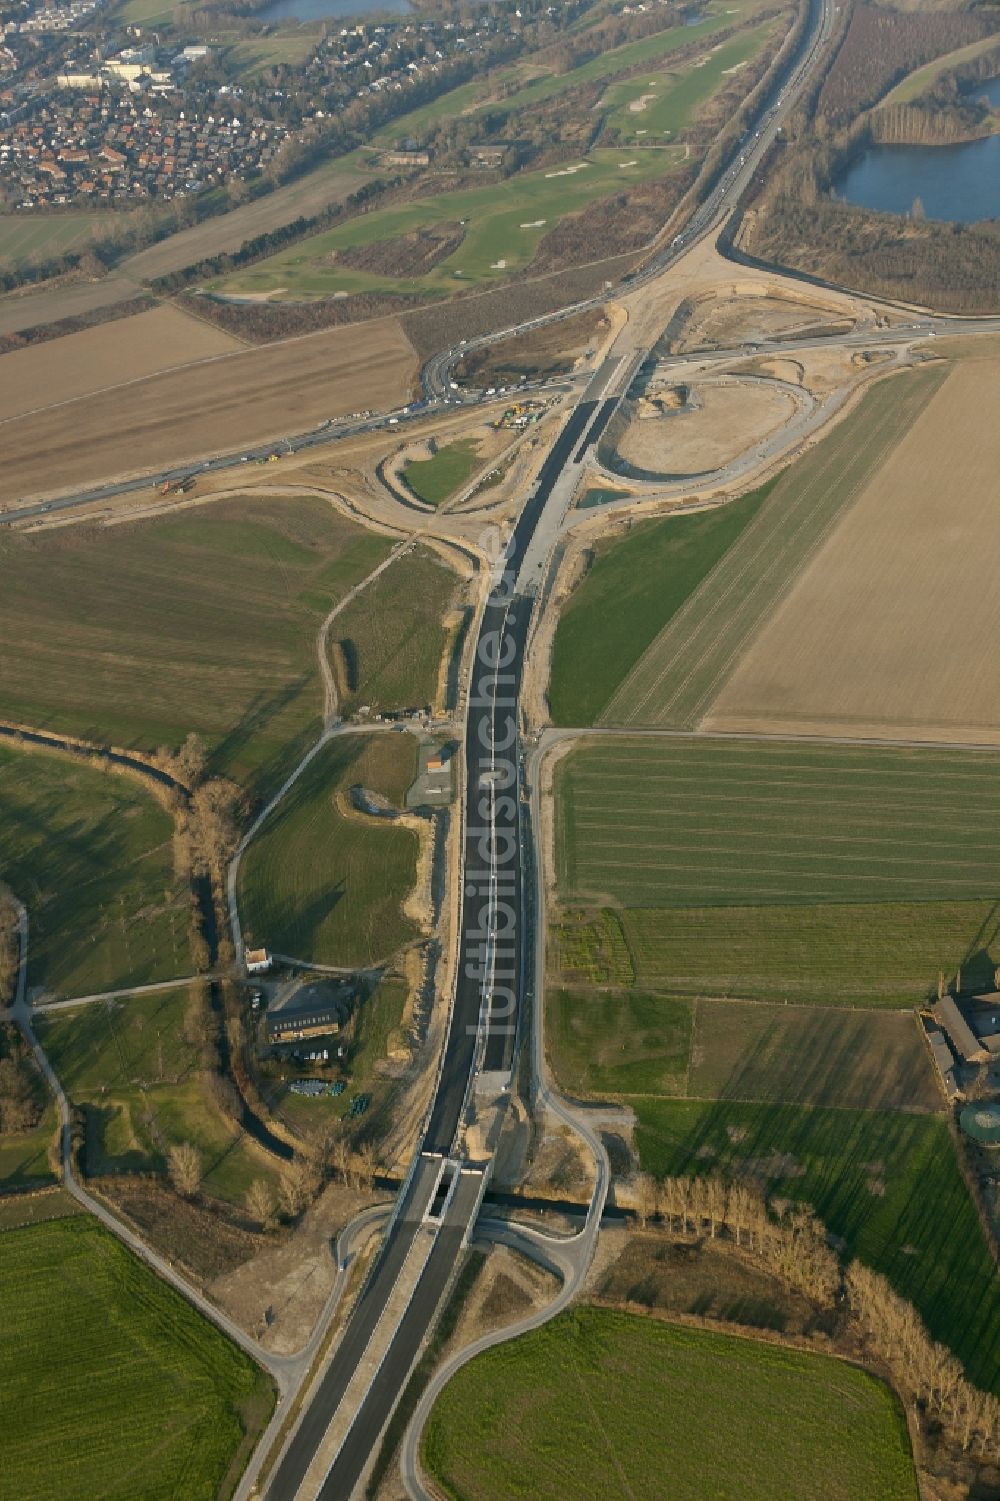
553,736,1000,1004
601,365,944,729
557,736,1000,907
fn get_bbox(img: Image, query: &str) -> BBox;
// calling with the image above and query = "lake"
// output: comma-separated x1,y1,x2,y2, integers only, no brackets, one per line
833,78,1000,223
257,0,409,21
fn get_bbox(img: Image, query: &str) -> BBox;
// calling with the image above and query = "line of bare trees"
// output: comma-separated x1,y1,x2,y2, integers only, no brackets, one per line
847,1262,1000,1463
636,1172,841,1307
634,1171,1000,1470
0,886,17,1006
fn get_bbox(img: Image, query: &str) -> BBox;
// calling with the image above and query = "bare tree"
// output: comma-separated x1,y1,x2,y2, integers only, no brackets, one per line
633,1172,658,1229
278,1157,320,1219
167,1141,202,1199
352,1141,379,1193
246,1179,276,1231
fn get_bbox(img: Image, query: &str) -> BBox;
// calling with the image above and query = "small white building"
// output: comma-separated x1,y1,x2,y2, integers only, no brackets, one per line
246,947,272,975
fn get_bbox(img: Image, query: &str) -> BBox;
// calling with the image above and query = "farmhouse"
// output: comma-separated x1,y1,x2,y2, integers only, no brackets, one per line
934,996,990,1065
926,1028,959,1100
246,947,272,974
265,980,356,1044
379,149,430,168
970,994,1000,1054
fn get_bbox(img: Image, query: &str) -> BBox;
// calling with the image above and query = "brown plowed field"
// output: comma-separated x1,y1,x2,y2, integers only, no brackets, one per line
0,304,243,421
0,315,418,502
708,358,1000,744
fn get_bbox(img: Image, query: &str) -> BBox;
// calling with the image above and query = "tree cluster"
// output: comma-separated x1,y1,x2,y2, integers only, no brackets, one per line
745,187,1000,312
0,1027,42,1136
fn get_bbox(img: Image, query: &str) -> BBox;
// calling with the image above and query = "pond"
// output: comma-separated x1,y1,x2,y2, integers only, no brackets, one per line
833,78,1000,223
256,0,409,21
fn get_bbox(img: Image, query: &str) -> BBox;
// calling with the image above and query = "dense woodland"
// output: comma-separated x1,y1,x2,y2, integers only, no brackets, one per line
817,2,997,121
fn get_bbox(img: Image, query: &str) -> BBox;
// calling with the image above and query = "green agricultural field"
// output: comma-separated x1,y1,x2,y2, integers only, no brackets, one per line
0,1188,81,1228
556,736,1000,906
239,733,420,968
554,736,1000,1003
549,484,769,725
216,148,684,298
0,1216,274,1501
423,1308,918,1501
0,211,118,266
633,1097,1000,1390
602,365,945,728
603,22,776,143
545,980,940,1111
0,496,391,801
551,906,635,985
548,988,692,1097
685,999,940,1110
36,987,279,1203
332,544,458,715
116,0,173,23
615,900,1000,1006
402,440,481,506
0,744,190,998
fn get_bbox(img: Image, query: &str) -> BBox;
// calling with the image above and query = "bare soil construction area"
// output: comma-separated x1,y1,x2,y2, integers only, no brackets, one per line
0,316,418,503
674,292,852,352
0,303,243,421
708,357,1000,744
617,380,795,475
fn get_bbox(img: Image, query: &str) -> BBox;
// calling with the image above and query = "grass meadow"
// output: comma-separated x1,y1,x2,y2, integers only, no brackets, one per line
548,486,769,725
0,211,118,266
217,148,685,299
239,733,420,968
423,1308,918,1501
0,1216,274,1501
332,543,458,715
36,987,280,1203
0,743,189,998
603,22,776,143
0,496,391,802
402,440,481,506
602,365,945,728
0,1102,57,1189
883,34,1000,103
633,1098,1000,1390
546,984,940,1112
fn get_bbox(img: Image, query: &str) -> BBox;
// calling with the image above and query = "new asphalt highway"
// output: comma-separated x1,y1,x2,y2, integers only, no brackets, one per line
263,380,620,1501
255,0,856,1493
